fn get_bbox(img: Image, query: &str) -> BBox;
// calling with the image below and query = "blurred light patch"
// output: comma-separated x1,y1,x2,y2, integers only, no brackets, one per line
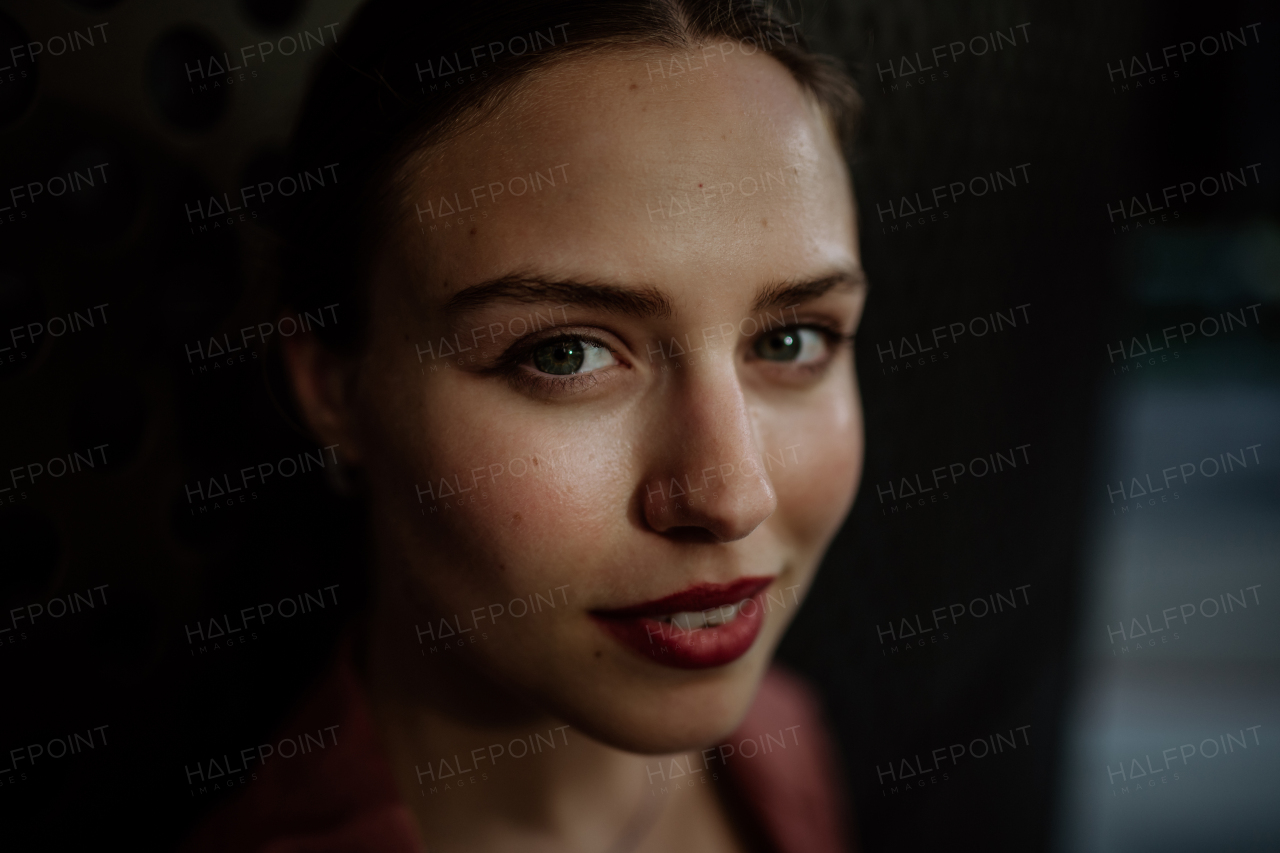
1123,220,1280,304
1056,220,1280,852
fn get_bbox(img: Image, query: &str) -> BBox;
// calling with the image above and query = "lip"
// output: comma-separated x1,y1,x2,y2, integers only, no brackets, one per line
591,577,775,669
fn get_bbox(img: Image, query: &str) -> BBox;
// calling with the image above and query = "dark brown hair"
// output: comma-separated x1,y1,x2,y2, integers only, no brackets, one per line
281,0,860,351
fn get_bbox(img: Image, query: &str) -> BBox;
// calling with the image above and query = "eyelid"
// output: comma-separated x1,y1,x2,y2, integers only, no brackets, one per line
488,327,630,401
501,335,626,399
742,321,853,360
495,326,626,369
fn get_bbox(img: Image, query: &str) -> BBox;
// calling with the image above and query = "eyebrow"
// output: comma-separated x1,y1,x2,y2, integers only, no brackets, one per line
442,269,866,320
444,275,674,319
750,270,866,314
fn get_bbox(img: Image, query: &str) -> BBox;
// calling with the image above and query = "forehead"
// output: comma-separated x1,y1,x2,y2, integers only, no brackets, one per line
398,45,857,305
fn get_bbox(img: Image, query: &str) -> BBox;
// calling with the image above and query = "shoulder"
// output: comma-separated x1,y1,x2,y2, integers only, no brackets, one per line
182,643,423,853
724,666,854,853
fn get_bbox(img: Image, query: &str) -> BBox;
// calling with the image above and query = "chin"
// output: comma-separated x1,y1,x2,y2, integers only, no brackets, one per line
544,627,783,756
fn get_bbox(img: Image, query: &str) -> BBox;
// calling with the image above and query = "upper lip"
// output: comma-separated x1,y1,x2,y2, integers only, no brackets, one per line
592,577,775,618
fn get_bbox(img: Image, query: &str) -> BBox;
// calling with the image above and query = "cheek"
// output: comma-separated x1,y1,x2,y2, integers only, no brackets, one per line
767,383,863,546
411,397,627,580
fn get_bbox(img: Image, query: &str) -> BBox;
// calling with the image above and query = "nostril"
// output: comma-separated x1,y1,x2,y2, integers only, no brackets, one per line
657,525,720,544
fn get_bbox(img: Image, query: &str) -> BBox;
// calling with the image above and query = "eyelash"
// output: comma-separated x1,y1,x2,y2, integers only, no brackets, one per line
494,323,855,396
750,322,854,366
490,329,617,397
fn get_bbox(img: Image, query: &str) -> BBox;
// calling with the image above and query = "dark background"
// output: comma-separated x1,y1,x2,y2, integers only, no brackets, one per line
1,0,1276,850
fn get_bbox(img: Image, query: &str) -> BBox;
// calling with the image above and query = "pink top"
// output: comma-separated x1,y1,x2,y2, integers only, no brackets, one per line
183,645,853,853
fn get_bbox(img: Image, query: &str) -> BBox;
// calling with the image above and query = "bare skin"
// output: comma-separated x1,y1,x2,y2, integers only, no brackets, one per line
286,42,865,853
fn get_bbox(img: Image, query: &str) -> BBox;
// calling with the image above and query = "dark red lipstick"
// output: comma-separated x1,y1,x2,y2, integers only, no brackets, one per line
591,577,775,669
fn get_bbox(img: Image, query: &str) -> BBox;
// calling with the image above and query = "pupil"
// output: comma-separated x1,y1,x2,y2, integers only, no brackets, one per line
535,339,585,375
758,331,800,361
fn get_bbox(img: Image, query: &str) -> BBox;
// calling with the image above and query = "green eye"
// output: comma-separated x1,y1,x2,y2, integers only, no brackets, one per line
752,327,829,364
524,336,619,379
533,339,586,375
754,330,803,361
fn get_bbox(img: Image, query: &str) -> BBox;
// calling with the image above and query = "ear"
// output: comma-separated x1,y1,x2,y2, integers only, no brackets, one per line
281,330,364,465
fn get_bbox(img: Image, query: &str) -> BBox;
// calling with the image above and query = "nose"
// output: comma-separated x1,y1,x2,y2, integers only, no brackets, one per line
640,363,777,542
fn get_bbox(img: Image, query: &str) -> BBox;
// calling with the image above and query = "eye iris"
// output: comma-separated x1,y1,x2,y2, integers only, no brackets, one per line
534,339,586,375
756,331,801,361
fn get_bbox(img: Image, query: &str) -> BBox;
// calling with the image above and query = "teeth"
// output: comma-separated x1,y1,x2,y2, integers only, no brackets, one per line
657,600,747,630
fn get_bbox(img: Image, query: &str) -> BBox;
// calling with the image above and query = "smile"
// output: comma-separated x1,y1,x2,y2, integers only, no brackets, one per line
656,600,748,630
590,577,775,669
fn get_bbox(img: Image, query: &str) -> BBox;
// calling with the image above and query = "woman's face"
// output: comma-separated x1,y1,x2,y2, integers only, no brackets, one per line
300,45,865,753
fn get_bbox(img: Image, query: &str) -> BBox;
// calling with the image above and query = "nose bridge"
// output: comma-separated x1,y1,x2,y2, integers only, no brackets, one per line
685,353,754,454
641,359,777,542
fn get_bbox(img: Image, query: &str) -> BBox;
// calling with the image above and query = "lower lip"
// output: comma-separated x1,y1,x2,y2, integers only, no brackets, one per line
591,590,769,669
